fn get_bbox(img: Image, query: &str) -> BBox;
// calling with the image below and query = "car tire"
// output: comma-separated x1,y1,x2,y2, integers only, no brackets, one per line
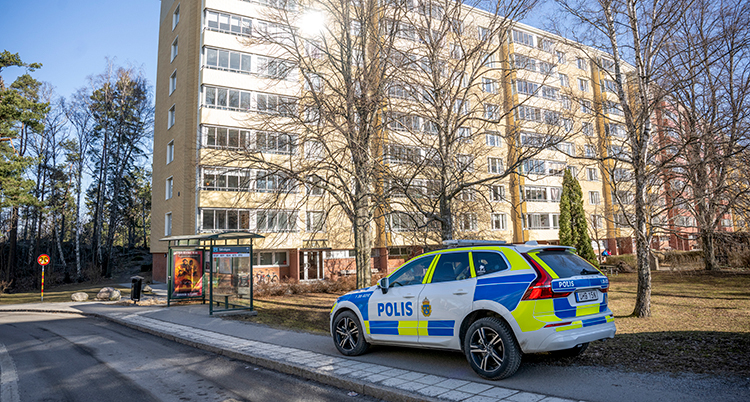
332,310,369,356
464,317,522,380
552,342,589,358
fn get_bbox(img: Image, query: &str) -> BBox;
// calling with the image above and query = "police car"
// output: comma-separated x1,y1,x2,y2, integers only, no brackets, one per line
330,240,615,380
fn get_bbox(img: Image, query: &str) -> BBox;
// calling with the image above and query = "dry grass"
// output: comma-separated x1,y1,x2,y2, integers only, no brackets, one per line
224,292,343,334
527,270,750,376
0,281,133,304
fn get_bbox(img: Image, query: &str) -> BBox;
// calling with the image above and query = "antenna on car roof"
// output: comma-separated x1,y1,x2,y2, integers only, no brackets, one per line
525,240,539,246
442,239,508,247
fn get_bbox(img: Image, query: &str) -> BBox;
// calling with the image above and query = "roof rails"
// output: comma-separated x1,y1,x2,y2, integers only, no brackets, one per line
442,239,508,248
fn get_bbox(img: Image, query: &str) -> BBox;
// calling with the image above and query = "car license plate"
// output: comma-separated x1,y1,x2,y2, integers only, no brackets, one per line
575,290,598,302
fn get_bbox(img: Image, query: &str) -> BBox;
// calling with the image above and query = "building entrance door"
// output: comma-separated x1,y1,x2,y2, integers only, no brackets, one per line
300,250,324,281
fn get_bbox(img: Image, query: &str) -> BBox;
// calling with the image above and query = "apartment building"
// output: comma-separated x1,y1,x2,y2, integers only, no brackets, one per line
151,0,636,282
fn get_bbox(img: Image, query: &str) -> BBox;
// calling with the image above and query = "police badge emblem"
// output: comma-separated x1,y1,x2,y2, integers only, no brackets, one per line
422,297,431,317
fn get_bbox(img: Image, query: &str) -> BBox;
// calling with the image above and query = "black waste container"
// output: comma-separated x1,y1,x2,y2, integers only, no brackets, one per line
131,275,144,302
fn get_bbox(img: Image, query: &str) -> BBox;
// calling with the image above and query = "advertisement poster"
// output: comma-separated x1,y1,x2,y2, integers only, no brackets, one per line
173,250,203,298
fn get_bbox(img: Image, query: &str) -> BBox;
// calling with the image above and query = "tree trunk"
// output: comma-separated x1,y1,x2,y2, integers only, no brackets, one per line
701,230,716,271
439,195,453,241
353,208,373,289
6,207,19,283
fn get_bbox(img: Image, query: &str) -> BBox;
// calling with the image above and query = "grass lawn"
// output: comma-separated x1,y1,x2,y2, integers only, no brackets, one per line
0,281,132,304
228,270,750,377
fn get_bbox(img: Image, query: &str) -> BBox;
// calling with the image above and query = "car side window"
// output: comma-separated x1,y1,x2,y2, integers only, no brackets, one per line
472,251,509,276
431,252,471,283
389,255,434,287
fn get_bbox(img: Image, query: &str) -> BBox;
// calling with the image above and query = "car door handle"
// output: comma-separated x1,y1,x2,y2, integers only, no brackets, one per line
453,290,468,295
403,294,416,299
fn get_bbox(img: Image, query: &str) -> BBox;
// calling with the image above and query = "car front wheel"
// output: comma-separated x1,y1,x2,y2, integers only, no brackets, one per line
464,317,521,380
332,310,369,356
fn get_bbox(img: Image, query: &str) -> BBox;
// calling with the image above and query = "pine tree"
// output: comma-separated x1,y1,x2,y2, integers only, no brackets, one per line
559,169,598,266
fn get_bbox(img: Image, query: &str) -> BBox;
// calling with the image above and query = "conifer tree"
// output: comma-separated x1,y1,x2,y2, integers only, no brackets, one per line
559,169,598,266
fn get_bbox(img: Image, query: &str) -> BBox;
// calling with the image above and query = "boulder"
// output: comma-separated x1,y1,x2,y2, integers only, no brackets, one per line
71,292,89,302
96,287,122,301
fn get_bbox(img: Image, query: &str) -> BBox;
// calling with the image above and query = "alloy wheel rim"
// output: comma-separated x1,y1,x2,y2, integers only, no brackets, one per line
335,317,359,351
469,326,504,371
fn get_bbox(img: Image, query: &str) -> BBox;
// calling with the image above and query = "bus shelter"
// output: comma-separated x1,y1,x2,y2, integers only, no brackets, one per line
160,231,264,315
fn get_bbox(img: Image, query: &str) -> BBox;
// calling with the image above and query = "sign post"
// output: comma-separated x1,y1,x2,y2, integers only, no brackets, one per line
37,254,50,302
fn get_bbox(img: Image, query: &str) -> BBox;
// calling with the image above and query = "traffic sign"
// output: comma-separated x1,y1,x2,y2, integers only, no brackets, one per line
37,254,50,266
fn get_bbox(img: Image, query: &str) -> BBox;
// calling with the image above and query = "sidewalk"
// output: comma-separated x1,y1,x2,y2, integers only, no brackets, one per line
0,297,577,402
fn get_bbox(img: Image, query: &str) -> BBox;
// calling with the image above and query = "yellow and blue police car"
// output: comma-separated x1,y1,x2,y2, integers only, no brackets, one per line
330,240,615,380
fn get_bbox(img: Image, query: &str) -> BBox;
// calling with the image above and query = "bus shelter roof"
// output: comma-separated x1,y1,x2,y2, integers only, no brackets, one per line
160,231,265,246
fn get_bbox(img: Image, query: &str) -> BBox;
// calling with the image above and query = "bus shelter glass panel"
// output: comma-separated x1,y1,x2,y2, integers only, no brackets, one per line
212,246,252,308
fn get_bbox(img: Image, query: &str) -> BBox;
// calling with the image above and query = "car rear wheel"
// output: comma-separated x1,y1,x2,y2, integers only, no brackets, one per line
332,310,369,356
464,317,521,380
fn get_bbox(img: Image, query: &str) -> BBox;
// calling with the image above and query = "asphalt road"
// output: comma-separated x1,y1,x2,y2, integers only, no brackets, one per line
0,312,379,402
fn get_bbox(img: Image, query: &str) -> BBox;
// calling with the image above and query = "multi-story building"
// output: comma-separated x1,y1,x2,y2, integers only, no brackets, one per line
151,0,636,282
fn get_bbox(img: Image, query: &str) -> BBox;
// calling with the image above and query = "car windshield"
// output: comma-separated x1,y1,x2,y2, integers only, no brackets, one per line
534,250,600,278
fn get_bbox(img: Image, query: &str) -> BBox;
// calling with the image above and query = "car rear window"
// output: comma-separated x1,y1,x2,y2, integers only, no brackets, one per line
534,250,598,278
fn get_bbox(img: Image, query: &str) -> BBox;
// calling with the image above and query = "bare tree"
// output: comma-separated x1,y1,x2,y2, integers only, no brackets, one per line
379,0,592,243
658,0,750,270
554,0,691,317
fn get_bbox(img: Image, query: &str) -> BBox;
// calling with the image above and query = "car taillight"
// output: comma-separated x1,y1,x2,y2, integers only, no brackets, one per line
521,253,572,300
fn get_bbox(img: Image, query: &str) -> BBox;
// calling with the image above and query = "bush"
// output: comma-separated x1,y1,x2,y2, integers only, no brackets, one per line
253,272,383,297
606,254,636,272
658,250,703,268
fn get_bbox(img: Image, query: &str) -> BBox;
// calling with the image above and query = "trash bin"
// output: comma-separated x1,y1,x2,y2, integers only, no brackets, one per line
131,276,144,302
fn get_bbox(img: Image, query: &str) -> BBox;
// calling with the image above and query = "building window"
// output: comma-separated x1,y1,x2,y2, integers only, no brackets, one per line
203,85,296,116
559,73,569,87
257,251,289,267
578,78,589,92
581,100,592,114
589,191,601,205
586,167,599,181
482,77,497,93
592,214,603,229
456,154,474,172
585,145,597,159
390,211,422,232
169,70,177,95
202,167,253,192
577,57,587,70
484,104,500,120
488,157,503,174
257,210,297,232
165,212,172,236
583,122,594,137
201,209,252,231
166,177,173,200
306,211,325,232
486,132,501,147
561,96,571,110
511,29,534,47
171,37,178,61
556,51,566,64
523,186,548,202
204,47,256,75
490,185,505,201
492,213,507,230
168,105,175,128
458,213,478,231
166,140,174,164
172,5,180,30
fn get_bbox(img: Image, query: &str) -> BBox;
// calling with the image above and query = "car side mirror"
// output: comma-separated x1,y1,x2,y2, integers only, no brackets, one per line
378,277,389,294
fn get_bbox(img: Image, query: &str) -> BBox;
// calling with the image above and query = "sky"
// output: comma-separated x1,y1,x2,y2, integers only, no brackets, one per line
1,0,161,100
